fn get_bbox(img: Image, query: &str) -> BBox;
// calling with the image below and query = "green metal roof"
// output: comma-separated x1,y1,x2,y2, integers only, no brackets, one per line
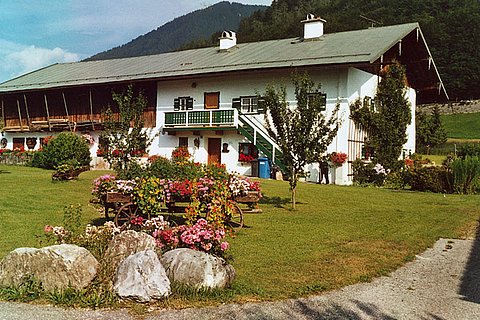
0,23,421,93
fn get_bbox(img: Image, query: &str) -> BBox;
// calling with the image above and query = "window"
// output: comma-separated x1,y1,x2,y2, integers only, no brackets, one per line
12,138,25,151
238,142,258,162
178,137,188,147
232,96,264,114
204,92,220,109
307,93,327,111
241,97,258,113
174,97,193,111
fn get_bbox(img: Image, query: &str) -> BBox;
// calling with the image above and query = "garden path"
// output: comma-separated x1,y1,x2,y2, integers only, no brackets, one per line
0,238,479,320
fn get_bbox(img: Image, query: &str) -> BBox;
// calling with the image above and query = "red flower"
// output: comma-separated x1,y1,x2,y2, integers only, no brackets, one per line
330,152,348,166
239,153,255,162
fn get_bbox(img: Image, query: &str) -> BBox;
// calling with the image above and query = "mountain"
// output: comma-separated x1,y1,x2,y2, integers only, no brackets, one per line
87,1,266,61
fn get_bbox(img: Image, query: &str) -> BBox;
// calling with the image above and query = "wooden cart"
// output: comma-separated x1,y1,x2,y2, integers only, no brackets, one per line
104,192,141,227
104,190,262,230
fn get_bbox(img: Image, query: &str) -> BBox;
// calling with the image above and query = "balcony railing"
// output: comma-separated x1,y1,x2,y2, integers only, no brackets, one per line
164,109,238,128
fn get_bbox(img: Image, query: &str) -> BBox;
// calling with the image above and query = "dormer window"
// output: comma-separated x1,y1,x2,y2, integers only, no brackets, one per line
174,96,193,111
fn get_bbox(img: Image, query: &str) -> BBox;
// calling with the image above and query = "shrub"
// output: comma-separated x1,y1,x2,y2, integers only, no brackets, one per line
33,132,91,170
352,159,389,186
457,144,480,159
171,146,191,163
409,166,453,193
149,156,175,179
450,156,480,194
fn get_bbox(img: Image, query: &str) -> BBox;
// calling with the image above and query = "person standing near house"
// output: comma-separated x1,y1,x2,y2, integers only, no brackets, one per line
319,160,329,184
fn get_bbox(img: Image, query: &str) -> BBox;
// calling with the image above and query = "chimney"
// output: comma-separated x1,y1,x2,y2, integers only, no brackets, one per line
219,31,237,50
301,14,326,40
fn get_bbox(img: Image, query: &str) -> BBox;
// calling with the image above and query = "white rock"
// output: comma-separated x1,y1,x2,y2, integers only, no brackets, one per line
160,248,235,289
0,244,98,291
114,249,170,302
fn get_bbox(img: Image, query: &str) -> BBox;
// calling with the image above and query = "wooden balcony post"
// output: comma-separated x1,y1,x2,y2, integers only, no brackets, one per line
89,90,95,130
1,99,5,128
62,92,72,131
44,94,51,131
23,94,31,129
16,99,24,131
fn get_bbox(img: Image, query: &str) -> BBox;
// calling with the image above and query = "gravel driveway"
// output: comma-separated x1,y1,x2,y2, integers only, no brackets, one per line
1,237,479,320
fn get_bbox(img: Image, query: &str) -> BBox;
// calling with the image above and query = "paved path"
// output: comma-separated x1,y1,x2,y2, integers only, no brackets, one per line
1,238,479,320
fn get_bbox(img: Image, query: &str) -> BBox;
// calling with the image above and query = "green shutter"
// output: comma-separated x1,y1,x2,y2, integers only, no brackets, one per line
257,96,265,113
232,97,241,110
187,97,193,110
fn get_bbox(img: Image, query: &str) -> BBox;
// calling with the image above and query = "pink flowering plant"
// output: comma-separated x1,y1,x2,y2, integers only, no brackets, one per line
153,218,230,258
91,174,117,203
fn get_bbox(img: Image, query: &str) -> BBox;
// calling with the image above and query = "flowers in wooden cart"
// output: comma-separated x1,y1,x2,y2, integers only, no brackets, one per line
228,176,261,197
132,177,167,216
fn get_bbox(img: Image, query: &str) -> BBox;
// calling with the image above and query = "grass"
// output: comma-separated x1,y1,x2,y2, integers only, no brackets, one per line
441,112,480,139
0,166,109,256
1,165,479,307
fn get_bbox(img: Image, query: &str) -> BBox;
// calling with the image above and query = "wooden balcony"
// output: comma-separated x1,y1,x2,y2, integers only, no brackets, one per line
164,109,238,129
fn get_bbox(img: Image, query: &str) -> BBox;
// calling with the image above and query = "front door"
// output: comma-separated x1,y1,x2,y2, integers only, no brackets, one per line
208,138,221,165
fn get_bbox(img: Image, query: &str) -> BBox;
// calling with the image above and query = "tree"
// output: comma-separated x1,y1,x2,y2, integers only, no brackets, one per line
263,73,340,210
100,85,152,178
416,106,447,154
350,62,412,171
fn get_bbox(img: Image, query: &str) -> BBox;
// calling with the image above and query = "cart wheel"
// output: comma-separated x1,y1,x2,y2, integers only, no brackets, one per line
229,202,244,231
114,203,139,228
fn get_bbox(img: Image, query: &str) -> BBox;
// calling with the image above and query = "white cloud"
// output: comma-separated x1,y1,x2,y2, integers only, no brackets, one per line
0,40,80,83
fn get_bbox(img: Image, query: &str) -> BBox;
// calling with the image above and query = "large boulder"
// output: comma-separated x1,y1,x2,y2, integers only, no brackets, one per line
160,248,235,289
114,249,170,302
0,244,98,291
104,230,158,270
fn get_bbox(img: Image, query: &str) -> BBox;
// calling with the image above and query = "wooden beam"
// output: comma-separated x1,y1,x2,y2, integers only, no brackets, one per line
1,99,5,129
44,94,51,131
16,99,24,131
89,90,95,130
23,94,31,129
62,92,72,131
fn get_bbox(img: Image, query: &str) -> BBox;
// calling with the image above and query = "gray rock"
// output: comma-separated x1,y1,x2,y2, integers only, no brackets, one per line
104,230,158,270
160,248,235,289
114,249,170,302
0,244,98,291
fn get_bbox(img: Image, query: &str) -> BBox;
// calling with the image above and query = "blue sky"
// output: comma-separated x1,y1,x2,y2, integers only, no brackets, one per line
0,0,271,83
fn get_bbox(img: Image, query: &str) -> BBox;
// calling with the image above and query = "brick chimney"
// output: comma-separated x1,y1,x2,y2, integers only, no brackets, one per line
219,31,237,50
302,14,326,40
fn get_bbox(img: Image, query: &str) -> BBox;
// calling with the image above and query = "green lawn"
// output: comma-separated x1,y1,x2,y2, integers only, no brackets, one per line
441,112,480,139
1,165,479,305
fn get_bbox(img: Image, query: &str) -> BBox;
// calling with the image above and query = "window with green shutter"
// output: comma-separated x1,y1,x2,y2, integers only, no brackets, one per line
232,96,264,114
174,97,193,111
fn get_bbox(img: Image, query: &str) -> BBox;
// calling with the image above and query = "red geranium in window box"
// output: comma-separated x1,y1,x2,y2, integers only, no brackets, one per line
239,153,255,162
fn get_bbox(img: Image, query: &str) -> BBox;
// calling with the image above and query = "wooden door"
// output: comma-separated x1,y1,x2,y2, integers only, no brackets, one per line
208,138,221,165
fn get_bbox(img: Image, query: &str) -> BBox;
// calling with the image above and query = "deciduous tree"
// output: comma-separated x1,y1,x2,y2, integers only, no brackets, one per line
263,73,340,210
100,85,152,178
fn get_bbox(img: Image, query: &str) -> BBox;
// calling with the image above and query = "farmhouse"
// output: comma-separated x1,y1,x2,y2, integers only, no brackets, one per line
0,15,447,184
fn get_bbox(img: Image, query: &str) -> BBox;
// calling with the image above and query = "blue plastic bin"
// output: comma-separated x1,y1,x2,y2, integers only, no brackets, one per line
258,157,270,179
